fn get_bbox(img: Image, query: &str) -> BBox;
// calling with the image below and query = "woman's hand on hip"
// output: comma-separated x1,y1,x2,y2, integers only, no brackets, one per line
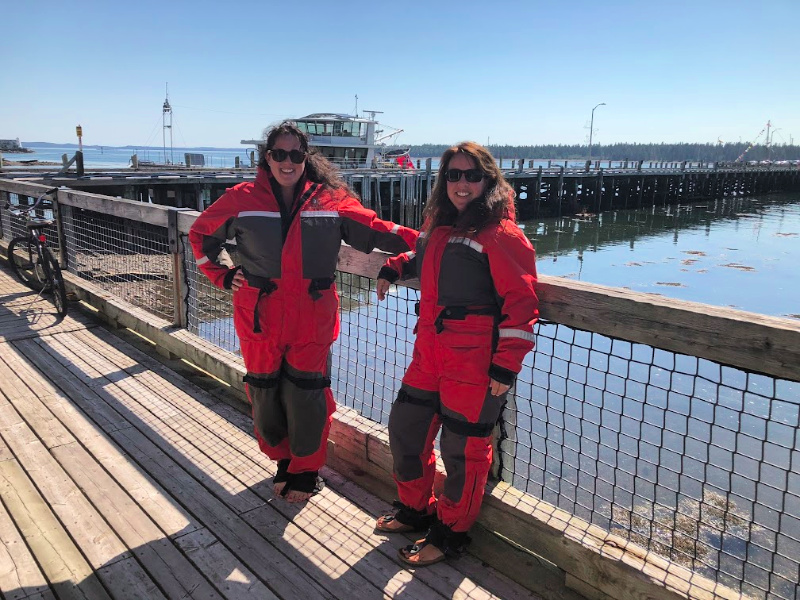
230,269,246,291
490,379,510,396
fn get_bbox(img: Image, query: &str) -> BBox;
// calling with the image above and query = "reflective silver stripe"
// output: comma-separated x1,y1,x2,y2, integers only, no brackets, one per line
404,250,416,259
196,256,210,266
238,211,281,218
449,236,484,253
391,223,400,234
419,231,428,238
499,328,535,343
300,211,339,217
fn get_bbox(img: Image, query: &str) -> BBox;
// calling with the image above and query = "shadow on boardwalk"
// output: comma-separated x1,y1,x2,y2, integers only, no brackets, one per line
0,263,541,600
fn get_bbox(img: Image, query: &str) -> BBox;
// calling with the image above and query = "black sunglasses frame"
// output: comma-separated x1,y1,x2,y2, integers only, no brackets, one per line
269,148,307,164
445,168,485,183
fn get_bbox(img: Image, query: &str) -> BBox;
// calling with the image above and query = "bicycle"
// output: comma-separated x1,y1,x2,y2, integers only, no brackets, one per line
5,187,68,316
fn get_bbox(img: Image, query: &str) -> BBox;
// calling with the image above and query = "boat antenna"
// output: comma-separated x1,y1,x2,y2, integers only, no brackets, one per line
162,83,173,164
353,94,358,117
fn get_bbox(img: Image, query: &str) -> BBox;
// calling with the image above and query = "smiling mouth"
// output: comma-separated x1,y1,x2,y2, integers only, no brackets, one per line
280,168,295,174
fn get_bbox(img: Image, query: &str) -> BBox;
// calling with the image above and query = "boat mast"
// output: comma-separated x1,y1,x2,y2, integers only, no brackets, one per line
162,83,173,164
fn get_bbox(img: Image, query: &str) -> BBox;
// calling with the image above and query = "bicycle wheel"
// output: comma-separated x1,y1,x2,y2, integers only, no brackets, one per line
42,248,68,317
7,237,47,291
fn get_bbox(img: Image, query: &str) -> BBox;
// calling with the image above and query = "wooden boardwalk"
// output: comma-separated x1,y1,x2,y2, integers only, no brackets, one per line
0,265,541,600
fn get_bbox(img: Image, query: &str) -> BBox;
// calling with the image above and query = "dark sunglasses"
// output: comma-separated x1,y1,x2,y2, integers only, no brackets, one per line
269,148,307,164
445,168,484,183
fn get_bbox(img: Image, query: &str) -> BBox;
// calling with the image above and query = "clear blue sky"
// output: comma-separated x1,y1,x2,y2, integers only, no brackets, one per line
3,0,798,149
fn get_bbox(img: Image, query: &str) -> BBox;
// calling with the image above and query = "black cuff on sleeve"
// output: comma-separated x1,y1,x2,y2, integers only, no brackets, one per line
222,266,241,290
489,363,516,386
377,266,400,284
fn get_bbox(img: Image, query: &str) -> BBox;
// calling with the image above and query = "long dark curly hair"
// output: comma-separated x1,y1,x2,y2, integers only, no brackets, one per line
423,141,516,236
257,121,347,190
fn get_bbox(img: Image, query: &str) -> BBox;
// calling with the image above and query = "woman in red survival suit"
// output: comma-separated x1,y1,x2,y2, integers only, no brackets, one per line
374,142,538,565
189,122,418,503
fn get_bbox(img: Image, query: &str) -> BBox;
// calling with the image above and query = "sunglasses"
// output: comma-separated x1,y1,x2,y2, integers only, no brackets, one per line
445,168,484,183
269,148,307,164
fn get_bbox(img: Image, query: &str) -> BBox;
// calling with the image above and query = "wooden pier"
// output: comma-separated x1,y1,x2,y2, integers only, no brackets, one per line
1,163,797,227
0,265,540,600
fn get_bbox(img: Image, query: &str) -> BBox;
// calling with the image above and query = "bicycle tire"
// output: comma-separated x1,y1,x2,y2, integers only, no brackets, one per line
7,237,46,291
42,248,68,317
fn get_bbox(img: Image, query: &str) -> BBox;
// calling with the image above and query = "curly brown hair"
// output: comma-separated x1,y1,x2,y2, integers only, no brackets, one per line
423,141,516,235
257,121,347,190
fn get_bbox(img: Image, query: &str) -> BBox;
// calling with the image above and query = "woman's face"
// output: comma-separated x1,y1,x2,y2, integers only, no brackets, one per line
267,133,306,189
446,152,486,214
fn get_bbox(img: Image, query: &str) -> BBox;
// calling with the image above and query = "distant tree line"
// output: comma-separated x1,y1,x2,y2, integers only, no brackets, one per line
401,142,799,162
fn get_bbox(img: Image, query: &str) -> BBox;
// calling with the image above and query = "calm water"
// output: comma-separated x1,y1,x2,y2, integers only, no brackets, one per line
2,145,253,169
522,193,800,319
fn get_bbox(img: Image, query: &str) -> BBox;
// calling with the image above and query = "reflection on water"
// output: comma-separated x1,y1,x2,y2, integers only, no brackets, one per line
522,192,800,318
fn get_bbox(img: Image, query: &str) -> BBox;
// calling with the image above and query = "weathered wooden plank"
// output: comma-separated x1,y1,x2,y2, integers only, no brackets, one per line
57,190,170,228
107,426,331,600
171,527,278,600
0,450,51,600
14,339,132,434
52,443,223,600
39,333,265,515
0,460,112,600
0,385,175,600
535,275,800,382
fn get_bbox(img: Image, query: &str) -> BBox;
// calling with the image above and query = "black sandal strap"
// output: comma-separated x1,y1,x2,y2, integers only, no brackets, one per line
387,501,434,531
422,520,471,557
288,471,325,494
273,459,291,484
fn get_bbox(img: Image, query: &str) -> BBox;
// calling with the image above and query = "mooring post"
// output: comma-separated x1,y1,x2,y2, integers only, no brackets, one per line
596,169,604,212
556,166,565,218
75,151,84,177
535,166,543,217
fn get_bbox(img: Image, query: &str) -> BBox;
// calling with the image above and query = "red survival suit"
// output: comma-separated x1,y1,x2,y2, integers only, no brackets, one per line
379,219,538,532
190,168,418,475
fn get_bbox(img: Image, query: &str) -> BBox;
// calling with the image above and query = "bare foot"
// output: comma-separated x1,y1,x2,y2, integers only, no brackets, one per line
273,481,288,496
285,489,313,503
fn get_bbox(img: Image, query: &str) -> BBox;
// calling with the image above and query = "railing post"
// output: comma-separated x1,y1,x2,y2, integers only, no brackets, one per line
53,189,68,270
60,200,74,270
168,207,190,328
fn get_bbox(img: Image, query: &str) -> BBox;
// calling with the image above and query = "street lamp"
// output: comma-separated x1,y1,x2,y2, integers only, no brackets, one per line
767,128,781,162
588,102,606,163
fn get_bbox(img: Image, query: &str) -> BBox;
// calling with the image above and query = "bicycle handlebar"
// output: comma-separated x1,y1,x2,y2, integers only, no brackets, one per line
4,187,59,213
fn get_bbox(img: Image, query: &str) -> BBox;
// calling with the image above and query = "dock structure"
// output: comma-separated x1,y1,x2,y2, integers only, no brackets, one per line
1,163,798,228
1,179,799,600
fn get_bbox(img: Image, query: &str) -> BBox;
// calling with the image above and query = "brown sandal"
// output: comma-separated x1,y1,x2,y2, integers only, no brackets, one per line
375,501,434,534
398,520,470,568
